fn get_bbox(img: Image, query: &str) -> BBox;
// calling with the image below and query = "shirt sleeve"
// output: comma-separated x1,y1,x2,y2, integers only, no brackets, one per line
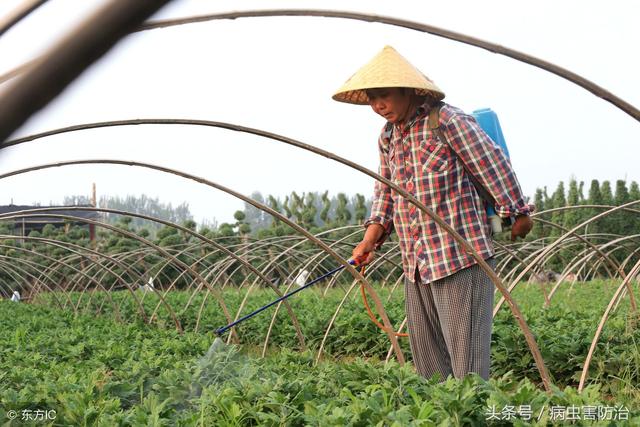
364,132,395,247
444,113,532,218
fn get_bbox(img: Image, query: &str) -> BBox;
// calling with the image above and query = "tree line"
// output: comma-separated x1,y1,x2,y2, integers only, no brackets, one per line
521,178,640,275
55,180,640,242
528,178,640,240
233,191,369,239
63,194,193,234
25,179,640,243
1,179,637,292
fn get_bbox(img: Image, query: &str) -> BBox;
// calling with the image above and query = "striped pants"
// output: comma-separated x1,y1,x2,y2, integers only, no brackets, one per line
405,259,495,381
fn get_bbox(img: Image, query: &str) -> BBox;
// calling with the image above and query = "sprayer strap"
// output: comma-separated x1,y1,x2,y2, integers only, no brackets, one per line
428,103,496,207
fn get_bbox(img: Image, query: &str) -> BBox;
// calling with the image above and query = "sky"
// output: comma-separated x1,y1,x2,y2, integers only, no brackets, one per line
0,0,638,226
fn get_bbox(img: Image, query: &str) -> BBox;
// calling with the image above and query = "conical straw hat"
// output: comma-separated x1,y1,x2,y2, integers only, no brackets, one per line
332,45,445,105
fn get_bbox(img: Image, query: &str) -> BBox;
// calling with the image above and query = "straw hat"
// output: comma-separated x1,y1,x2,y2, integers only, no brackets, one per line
332,45,445,105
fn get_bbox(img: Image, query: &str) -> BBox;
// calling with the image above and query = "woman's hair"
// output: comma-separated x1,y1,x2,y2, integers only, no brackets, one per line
409,89,439,109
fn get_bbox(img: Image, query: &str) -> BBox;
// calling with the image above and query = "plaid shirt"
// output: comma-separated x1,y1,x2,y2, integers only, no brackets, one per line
365,102,531,283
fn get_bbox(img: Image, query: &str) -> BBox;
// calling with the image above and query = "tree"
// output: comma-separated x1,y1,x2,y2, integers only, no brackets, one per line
155,225,180,247
267,195,281,228
282,195,292,219
564,178,581,228
549,181,566,236
354,194,367,224
613,180,632,235
320,191,331,225
533,188,545,212
587,180,602,205
290,192,304,224
233,210,251,237
600,181,613,205
302,193,318,230
629,181,640,201
244,191,269,231
217,223,235,238
628,181,640,234
585,180,603,234
542,186,552,210
599,181,614,234
63,195,92,205
334,193,352,226
180,219,197,244
614,180,630,206
99,194,194,233
115,216,133,232
530,188,547,240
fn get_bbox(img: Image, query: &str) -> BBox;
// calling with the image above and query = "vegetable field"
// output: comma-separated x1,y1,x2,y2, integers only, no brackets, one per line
2,280,639,425
2,197,640,425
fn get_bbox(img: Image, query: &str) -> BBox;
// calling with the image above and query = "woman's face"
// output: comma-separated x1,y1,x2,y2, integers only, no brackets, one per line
366,87,413,124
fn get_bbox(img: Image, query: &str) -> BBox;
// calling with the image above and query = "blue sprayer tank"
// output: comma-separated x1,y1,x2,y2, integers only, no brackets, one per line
471,108,510,234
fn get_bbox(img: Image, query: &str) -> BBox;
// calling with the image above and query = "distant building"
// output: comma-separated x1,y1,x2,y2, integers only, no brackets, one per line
0,205,100,237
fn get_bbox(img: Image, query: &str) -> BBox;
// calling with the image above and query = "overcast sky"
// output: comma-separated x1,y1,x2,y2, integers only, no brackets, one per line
0,0,638,226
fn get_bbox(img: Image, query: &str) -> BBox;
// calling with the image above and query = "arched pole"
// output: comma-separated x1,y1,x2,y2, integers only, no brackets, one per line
0,255,62,305
71,257,125,319
532,217,629,289
0,236,155,322
549,235,640,308
0,1,48,38
316,278,373,364
579,258,640,392
144,245,211,324
0,261,27,298
0,213,188,333
0,233,148,320
492,240,529,276
619,243,640,275
0,0,173,142
254,227,359,300
0,245,114,313
0,205,306,343
495,201,640,316
47,251,111,313
0,260,33,298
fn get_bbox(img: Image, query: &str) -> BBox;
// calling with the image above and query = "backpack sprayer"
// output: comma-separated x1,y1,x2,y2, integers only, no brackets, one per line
472,108,513,234
428,103,515,236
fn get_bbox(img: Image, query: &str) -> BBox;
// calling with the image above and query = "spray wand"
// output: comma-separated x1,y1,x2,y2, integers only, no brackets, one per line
214,258,361,337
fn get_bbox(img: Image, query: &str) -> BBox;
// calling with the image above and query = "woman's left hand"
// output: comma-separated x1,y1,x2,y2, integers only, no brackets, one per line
510,215,533,241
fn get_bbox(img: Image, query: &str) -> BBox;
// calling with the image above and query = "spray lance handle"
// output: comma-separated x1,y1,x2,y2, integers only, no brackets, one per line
349,255,367,267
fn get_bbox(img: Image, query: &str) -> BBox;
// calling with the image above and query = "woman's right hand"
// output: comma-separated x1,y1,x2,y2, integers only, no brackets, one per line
352,239,376,266
352,223,386,265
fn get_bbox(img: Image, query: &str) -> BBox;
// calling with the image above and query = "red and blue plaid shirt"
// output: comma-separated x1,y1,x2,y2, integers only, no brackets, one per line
365,102,531,283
